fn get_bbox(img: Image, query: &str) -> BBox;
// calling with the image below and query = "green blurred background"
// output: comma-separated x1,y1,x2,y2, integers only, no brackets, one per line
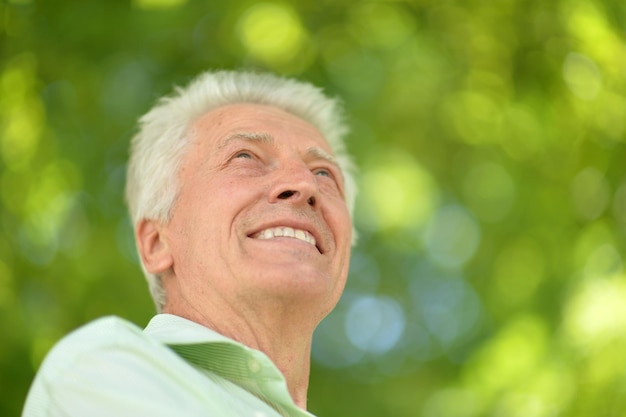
2,0,626,415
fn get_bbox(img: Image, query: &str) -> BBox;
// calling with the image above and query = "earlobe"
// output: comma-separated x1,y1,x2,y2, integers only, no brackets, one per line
136,219,173,274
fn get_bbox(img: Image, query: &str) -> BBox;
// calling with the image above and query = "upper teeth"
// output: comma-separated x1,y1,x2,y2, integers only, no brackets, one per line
254,227,317,247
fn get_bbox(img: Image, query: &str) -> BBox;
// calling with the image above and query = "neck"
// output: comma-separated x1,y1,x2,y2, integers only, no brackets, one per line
163,288,319,409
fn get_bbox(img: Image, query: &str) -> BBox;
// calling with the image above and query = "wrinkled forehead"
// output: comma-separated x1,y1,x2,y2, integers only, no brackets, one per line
219,131,339,167
187,103,336,155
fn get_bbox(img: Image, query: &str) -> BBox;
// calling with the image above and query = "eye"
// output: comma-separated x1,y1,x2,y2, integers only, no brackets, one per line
314,168,331,177
234,151,253,159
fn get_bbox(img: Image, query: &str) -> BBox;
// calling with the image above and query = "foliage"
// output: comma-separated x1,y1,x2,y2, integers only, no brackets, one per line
1,0,625,416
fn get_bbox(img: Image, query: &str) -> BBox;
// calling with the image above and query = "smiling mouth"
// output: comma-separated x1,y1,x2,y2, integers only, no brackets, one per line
251,226,321,253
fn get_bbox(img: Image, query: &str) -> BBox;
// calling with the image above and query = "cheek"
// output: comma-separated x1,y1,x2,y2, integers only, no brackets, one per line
329,201,352,239
325,203,353,267
169,198,220,256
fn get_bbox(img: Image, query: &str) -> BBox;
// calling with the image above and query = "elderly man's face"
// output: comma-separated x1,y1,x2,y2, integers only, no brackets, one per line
159,103,352,318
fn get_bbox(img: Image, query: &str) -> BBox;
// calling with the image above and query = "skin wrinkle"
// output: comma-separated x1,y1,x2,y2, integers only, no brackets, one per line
219,131,344,187
220,131,342,173
125,71,357,313
141,103,352,408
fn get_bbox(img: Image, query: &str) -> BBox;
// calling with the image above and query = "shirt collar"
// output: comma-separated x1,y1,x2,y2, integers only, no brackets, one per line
144,313,240,345
143,314,315,417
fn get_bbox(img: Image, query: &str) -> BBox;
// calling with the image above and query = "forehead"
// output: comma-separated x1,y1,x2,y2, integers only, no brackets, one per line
188,103,332,153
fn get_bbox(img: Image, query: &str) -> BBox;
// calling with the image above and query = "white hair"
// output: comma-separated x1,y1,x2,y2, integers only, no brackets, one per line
125,70,357,312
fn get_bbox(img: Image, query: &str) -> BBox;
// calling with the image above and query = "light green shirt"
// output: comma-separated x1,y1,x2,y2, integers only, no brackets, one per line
22,314,317,417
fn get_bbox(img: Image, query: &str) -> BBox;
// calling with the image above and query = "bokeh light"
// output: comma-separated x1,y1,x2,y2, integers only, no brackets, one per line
491,237,545,309
2,1,626,416
132,0,186,9
564,272,626,348
462,162,516,223
409,263,484,357
0,53,42,171
236,3,311,70
358,148,439,232
424,205,481,269
570,166,610,221
345,294,406,355
563,53,602,100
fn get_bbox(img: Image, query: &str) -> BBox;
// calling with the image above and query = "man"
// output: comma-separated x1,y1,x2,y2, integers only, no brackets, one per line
22,70,357,417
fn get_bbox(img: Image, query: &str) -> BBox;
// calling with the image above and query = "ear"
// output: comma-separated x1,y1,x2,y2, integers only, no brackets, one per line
136,219,173,275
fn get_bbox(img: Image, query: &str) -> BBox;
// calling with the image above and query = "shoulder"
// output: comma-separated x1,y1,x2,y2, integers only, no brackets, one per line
35,316,151,373
23,316,288,417
53,315,144,348
22,316,196,417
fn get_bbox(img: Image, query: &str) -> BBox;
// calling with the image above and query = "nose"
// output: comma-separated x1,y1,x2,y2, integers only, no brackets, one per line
268,163,319,208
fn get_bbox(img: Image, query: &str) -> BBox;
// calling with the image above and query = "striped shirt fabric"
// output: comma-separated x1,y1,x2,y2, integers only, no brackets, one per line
22,314,317,417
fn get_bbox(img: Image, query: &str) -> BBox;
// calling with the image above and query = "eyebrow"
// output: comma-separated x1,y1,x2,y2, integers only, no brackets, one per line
305,146,341,170
218,132,274,150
